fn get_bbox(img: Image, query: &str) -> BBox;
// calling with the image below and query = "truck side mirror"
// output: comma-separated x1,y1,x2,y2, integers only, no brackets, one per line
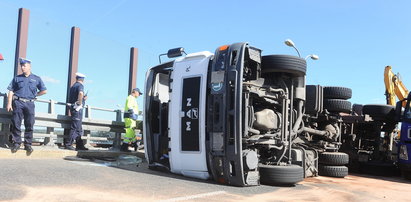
167,47,186,58
395,101,403,122
158,47,186,63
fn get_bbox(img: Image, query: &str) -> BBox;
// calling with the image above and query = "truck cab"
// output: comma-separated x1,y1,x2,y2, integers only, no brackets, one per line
144,42,343,186
398,92,411,178
143,50,213,180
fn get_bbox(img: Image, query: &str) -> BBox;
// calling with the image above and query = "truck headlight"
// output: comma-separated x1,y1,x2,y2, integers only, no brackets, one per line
400,145,409,160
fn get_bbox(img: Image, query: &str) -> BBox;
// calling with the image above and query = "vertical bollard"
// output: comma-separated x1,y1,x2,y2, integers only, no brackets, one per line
85,105,91,119
84,105,91,147
45,99,55,146
113,109,122,150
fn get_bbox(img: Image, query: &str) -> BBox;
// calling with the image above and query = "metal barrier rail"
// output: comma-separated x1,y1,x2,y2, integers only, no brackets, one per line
0,93,125,148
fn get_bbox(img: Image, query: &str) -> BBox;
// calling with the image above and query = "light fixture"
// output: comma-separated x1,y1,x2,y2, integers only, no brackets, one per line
284,39,301,58
305,54,319,60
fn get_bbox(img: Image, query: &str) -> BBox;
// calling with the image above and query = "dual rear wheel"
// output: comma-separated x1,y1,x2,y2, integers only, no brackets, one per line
318,152,349,178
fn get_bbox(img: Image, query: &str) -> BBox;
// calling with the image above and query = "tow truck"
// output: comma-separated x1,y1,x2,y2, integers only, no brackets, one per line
384,65,411,179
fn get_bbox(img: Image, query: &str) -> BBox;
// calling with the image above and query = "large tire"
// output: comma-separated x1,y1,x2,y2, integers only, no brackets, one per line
323,99,352,113
259,164,304,185
362,104,395,120
323,86,352,100
318,165,348,178
319,152,349,166
261,55,307,76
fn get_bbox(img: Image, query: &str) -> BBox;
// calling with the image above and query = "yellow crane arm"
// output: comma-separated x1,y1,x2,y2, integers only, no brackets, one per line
384,66,409,107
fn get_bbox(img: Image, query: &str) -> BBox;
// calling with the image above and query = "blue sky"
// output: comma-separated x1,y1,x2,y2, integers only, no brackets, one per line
1,0,411,119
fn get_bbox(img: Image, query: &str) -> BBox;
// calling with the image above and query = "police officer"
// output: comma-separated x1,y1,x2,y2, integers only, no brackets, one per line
7,58,47,155
121,88,142,152
65,72,88,150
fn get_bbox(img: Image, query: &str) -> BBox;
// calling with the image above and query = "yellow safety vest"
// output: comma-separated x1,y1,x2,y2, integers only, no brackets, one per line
124,95,138,113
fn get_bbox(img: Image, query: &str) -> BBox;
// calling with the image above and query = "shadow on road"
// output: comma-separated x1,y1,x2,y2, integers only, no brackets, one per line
62,155,285,195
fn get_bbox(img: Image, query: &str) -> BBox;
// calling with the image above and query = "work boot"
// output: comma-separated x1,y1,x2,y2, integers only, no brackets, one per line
24,145,33,156
76,145,89,151
65,145,76,150
120,143,131,152
75,137,89,151
10,144,20,153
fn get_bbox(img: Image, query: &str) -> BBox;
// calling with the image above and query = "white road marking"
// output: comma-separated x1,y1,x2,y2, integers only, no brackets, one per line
160,191,226,202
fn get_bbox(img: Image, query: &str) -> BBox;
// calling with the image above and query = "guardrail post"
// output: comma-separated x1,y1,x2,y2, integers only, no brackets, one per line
112,109,122,150
83,105,91,147
83,130,91,147
0,94,11,148
48,99,55,114
85,105,91,119
44,99,55,146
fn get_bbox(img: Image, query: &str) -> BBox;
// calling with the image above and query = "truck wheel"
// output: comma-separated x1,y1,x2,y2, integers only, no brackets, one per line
362,104,395,120
261,55,307,76
318,165,348,178
319,152,349,166
323,86,352,100
259,164,304,185
323,99,352,113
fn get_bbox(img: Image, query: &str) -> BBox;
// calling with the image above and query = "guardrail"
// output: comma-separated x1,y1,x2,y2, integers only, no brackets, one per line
0,93,127,149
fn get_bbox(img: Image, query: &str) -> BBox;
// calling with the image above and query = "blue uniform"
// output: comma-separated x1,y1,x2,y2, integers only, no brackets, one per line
7,74,46,147
66,82,85,147
68,82,84,104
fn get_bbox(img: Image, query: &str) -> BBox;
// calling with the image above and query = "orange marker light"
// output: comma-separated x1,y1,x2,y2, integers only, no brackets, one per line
219,45,229,51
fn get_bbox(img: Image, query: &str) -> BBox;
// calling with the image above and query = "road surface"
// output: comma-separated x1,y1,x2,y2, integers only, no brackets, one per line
0,157,410,201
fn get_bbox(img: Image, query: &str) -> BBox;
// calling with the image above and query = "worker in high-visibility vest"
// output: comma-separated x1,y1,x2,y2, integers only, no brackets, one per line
121,88,142,152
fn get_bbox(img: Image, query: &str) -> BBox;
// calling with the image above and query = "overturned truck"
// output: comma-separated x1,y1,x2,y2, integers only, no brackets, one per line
144,43,349,186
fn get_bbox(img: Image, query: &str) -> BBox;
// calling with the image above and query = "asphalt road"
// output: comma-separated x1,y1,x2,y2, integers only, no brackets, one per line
1,158,411,201
0,158,277,201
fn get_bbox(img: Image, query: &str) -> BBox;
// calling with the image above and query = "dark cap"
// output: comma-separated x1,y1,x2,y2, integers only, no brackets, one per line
19,57,31,65
133,88,143,95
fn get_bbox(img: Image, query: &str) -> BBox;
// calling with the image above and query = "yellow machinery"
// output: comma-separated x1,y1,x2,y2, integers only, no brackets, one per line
384,66,409,107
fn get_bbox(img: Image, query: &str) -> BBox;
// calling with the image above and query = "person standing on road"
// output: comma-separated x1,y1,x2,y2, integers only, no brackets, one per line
121,88,142,152
7,58,47,155
65,72,88,151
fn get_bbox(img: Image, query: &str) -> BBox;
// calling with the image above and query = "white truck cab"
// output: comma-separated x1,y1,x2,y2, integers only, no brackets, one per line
144,42,346,186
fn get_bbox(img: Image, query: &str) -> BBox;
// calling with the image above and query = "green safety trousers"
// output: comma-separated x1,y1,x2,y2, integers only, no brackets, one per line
124,117,137,144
